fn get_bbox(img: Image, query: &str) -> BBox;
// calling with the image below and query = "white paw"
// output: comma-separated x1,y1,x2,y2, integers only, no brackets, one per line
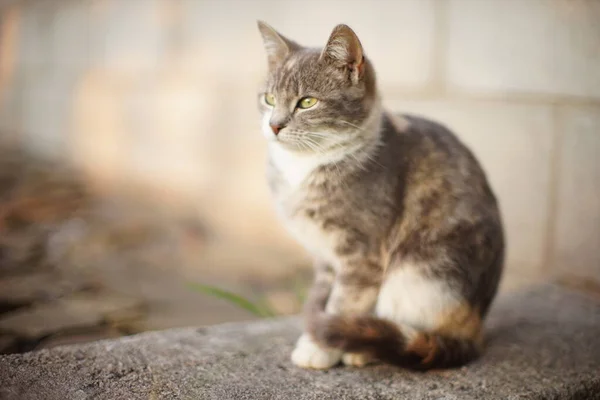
291,334,342,369
342,352,373,367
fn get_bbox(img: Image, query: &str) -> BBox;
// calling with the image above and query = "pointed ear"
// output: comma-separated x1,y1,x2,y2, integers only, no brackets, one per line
257,21,299,70
321,24,364,81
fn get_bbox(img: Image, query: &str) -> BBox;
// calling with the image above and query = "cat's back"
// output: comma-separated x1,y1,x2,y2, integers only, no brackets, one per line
386,112,498,207
385,112,504,314
391,112,481,169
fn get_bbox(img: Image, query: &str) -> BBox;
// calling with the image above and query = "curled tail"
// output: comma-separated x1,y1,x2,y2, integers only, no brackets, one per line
307,313,482,370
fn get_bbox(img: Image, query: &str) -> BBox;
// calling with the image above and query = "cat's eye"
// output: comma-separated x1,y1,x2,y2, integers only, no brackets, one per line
297,97,318,109
264,93,276,106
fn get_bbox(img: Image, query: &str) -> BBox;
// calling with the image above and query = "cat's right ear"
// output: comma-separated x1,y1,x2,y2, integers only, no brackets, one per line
257,21,299,71
321,24,364,83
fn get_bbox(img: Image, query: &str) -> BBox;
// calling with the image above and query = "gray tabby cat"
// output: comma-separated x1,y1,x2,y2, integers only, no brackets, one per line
257,21,504,370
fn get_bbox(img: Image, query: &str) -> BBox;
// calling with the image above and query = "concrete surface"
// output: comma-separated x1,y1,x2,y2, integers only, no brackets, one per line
1,284,600,400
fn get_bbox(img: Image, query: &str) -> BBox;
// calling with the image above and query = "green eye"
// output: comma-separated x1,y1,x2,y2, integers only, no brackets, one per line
297,97,318,109
264,93,276,106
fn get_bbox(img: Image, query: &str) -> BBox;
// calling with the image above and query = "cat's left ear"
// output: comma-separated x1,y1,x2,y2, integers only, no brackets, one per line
257,21,300,70
321,24,364,82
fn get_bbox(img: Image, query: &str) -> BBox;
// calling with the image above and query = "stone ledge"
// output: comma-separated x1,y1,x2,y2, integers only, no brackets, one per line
1,284,599,400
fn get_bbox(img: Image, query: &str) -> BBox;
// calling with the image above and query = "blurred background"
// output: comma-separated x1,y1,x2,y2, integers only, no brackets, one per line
0,0,598,353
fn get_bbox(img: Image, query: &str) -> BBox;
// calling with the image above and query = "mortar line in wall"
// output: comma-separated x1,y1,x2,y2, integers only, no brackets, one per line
430,0,449,95
160,0,185,61
541,105,565,273
378,88,600,107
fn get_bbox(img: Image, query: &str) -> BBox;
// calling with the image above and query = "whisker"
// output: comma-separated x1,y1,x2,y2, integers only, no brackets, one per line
338,120,366,131
281,131,383,186
301,137,345,184
348,151,368,172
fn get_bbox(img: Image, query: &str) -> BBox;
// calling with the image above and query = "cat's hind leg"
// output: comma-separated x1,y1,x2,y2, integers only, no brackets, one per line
374,262,484,368
306,261,484,369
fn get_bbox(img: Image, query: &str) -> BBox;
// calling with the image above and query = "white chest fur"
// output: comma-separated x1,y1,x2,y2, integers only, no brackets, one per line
283,211,342,268
268,147,338,266
267,144,343,267
269,144,326,189
262,111,339,190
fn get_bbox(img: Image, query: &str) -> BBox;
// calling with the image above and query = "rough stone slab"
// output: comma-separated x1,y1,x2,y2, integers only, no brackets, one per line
0,272,92,306
35,326,123,351
0,302,101,340
0,335,16,354
0,293,143,339
1,284,600,400
62,292,144,325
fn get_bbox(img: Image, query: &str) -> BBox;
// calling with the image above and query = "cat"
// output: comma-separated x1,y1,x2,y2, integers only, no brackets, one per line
257,21,505,370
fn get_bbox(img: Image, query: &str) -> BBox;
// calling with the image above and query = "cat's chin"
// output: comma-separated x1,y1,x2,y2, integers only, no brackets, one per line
269,139,313,154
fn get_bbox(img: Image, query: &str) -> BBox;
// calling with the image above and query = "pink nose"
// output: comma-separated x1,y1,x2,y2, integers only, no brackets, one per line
270,124,283,135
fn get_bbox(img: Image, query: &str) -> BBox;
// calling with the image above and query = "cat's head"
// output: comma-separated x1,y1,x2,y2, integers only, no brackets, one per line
257,22,379,153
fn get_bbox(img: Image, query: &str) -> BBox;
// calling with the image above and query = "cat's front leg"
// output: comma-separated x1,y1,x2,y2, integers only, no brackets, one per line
323,260,381,317
291,261,343,369
322,260,382,367
292,259,383,369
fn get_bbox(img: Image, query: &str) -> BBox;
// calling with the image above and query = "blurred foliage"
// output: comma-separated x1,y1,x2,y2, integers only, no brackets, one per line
188,279,310,318
188,283,278,318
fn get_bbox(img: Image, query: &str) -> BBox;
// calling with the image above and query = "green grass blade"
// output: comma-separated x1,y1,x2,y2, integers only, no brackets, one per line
187,283,269,317
255,295,278,318
292,279,308,305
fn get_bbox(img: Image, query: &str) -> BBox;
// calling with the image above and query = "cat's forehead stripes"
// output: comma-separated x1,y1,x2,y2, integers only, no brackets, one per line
271,51,318,95
273,65,299,95
283,55,299,71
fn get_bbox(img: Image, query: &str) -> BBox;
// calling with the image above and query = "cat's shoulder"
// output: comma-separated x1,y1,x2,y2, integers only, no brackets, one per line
384,111,472,154
385,112,454,137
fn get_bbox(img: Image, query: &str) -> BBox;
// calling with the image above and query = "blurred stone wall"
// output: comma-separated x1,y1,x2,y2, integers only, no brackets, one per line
0,0,599,287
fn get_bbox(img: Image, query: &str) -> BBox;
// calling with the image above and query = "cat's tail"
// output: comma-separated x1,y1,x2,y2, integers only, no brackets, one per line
307,312,482,370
